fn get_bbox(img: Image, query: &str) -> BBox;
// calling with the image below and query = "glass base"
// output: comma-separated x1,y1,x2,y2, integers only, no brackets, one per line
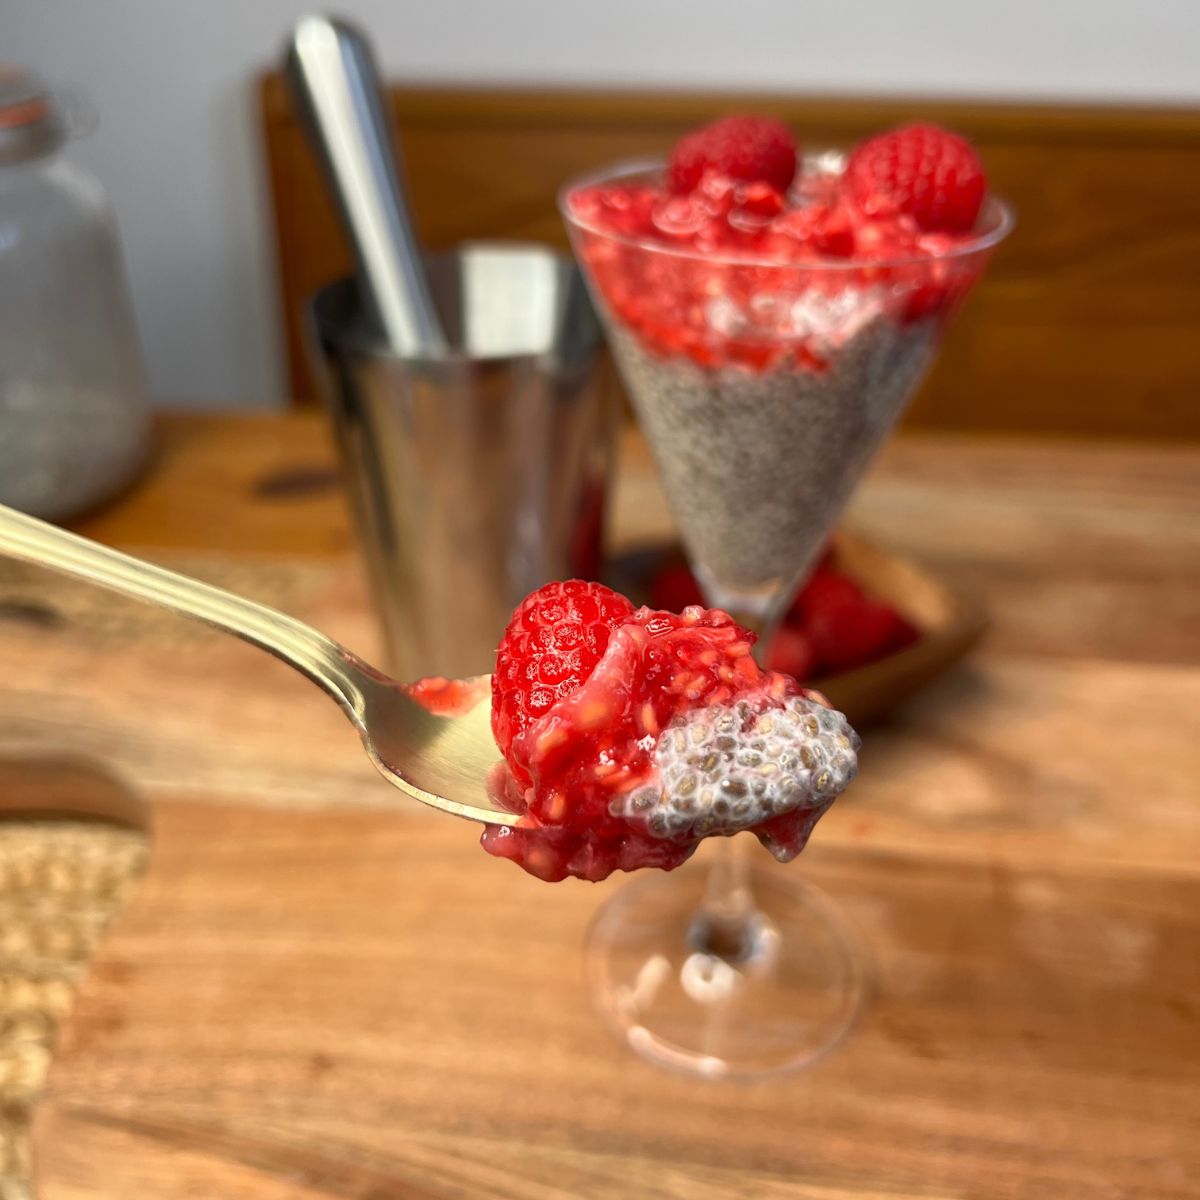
585,858,870,1079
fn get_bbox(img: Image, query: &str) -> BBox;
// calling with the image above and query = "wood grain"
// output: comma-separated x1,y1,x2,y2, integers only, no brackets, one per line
260,77,1200,438
34,801,1200,1200
74,413,351,559
1,414,1194,1197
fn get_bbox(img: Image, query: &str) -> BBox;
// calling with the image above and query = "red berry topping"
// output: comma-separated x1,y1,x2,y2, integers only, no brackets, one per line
808,597,919,674
648,561,705,612
845,123,986,233
775,204,857,258
766,626,816,681
734,180,785,219
765,554,922,677
790,563,864,628
695,169,737,216
789,562,919,674
485,585,858,883
491,580,634,778
486,605,774,881
405,675,489,716
667,115,797,195
565,118,996,371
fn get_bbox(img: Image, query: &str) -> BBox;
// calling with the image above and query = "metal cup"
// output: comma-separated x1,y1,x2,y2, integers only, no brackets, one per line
310,242,611,680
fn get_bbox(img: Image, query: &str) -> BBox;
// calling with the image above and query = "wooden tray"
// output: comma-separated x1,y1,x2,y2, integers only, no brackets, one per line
609,530,988,727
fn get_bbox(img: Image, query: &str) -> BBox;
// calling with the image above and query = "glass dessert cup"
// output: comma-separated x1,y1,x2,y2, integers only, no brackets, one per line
563,160,1012,1078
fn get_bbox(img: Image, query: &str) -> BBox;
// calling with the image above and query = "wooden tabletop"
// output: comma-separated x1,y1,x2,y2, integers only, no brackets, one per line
3,414,1197,1198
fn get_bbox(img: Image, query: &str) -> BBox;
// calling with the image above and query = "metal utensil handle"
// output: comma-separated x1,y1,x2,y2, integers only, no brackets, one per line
285,15,447,357
0,503,368,723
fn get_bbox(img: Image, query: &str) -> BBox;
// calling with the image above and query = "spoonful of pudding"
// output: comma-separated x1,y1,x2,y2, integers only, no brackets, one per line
0,506,858,878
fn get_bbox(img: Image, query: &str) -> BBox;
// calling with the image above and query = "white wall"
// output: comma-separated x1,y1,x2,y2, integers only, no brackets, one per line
7,0,1199,407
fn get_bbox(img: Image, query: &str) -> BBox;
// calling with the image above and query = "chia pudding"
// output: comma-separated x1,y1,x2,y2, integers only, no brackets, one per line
609,313,937,594
562,119,1009,597
611,692,859,853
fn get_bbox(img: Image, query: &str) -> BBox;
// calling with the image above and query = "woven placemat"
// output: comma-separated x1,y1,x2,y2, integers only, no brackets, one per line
0,821,148,1199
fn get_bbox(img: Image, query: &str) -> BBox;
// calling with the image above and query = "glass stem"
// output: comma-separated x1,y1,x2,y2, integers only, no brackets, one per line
695,836,756,960
693,599,785,961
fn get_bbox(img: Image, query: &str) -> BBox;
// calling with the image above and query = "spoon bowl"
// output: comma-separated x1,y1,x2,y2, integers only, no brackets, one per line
354,669,515,824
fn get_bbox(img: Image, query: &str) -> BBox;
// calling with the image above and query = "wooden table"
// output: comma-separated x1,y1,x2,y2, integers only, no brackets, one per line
3,414,1197,1199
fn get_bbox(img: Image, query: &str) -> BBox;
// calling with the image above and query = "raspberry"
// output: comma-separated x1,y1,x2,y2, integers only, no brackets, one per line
695,169,737,216
845,123,986,233
784,559,919,674
648,561,704,612
766,626,816,681
667,116,797,195
734,180,785,219
807,594,919,673
490,580,634,776
790,564,863,628
651,193,709,239
776,204,857,258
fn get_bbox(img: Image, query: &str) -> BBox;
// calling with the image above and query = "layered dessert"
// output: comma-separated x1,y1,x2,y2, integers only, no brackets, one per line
563,118,1008,601
481,580,858,882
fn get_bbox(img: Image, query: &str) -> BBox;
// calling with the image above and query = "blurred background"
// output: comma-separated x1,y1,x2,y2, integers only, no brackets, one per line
7,0,1199,428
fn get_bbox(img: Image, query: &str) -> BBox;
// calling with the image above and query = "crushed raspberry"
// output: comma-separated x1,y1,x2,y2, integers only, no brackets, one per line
405,675,490,716
776,204,857,258
734,180,786,219
564,117,997,372
484,586,858,883
667,115,797,195
845,123,986,233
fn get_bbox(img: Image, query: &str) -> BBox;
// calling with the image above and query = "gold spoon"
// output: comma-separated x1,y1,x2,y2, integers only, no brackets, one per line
0,503,515,827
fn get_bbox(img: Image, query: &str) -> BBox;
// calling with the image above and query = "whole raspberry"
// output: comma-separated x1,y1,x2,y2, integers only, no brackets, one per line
491,580,634,769
766,626,817,681
667,115,797,195
807,597,919,673
845,123,986,233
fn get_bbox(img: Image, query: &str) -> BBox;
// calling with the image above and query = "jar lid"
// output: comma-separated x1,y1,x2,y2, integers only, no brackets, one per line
0,66,66,165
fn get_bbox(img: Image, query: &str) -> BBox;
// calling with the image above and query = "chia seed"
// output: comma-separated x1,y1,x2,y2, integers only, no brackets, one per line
611,695,860,842
609,314,936,593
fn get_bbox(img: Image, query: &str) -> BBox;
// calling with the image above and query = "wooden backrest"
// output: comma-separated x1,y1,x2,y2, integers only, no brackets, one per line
260,74,1200,438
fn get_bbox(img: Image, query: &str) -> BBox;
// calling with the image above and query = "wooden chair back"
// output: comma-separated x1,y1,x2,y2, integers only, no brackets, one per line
260,74,1200,438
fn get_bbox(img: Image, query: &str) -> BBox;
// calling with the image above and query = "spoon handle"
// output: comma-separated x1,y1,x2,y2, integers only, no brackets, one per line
285,15,447,357
0,503,370,723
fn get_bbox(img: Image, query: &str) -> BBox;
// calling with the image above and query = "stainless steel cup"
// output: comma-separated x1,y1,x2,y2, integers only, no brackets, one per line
311,242,611,680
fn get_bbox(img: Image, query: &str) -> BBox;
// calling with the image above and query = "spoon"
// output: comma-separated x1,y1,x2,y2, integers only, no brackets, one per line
284,15,447,357
0,503,515,826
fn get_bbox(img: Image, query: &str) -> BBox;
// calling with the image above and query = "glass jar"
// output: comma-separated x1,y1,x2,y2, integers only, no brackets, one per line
0,66,150,520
